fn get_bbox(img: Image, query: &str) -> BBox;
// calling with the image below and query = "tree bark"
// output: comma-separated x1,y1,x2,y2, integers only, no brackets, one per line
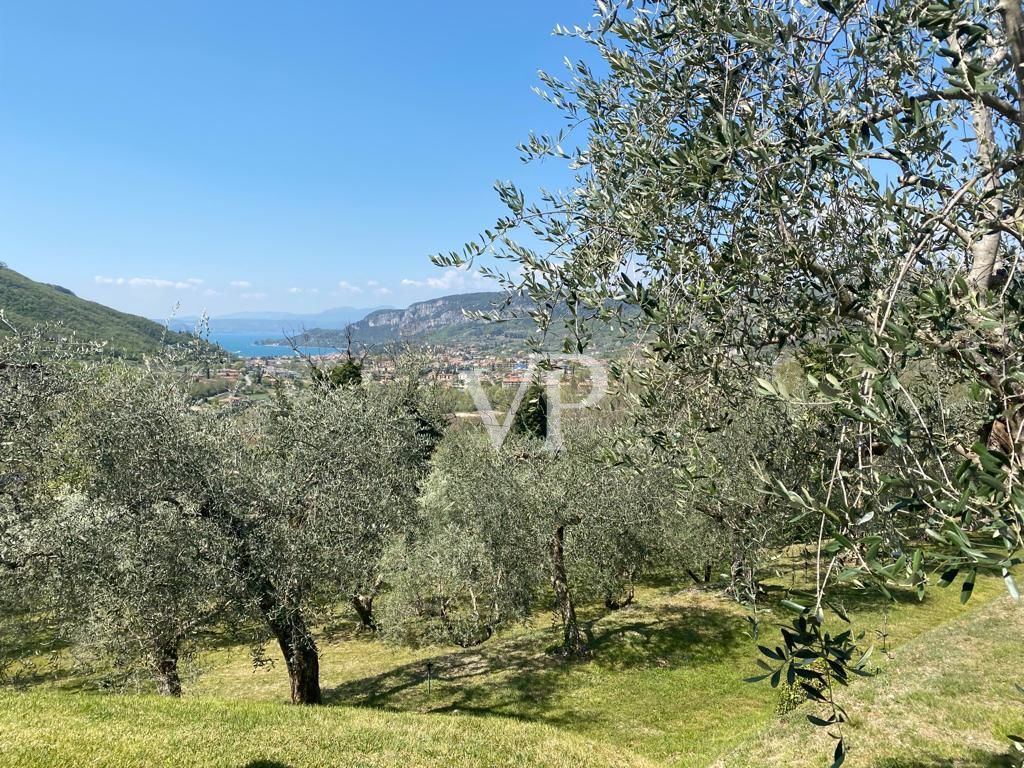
265,608,322,705
549,524,589,657
999,0,1024,133
229,523,323,705
153,639,182,698
727,532,760,605
604,584,635,610
944,30,1006,290
351,593,376,631
605,568,636,609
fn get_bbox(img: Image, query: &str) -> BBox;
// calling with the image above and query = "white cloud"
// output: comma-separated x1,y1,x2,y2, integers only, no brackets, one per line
288,287,302,294
375,287,392,295
230,280,252,289
366,279,379,287
204,288,222,297
95,275,197,289
401,268,492,292
240,292,267,300
337,280,363,294
128,277,194,289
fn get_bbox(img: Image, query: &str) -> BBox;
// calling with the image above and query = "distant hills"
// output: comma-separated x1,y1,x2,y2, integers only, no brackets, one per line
263,292,636,353
162,305,393,335
0,262,632,360
0,264,198,356
261,292,531,350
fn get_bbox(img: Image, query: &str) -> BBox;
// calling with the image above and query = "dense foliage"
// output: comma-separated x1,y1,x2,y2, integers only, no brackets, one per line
0,333,697,703
436,0,1024,761
5,2,1024,764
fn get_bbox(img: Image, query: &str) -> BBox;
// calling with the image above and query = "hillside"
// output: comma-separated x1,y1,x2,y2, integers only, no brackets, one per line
0,691,654,768
3,575,1019,767
264,292,637,353
0,265,197,357
716,593,1024,767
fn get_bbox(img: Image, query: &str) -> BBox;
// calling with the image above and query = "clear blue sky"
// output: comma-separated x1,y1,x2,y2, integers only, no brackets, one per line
0,1,594,317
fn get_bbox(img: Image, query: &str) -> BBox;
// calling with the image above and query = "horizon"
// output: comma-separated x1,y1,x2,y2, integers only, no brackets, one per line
0,1,594,318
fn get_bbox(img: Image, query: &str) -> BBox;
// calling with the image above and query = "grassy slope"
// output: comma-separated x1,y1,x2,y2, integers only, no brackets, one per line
0,265,194,356
0,691,656,768
716,593,1024,768
191,574,1016,768
5,574,1020,767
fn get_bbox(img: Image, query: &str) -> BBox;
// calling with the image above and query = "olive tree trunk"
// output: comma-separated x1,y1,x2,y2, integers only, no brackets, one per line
265,609,322,705
351,593,376,631
153,639,182,697
549,524,588,657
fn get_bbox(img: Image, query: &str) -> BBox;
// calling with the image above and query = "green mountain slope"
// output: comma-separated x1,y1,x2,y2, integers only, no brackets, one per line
0,265,195,357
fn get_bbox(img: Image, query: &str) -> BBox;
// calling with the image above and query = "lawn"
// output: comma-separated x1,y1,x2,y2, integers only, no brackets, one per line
2,568,1021,767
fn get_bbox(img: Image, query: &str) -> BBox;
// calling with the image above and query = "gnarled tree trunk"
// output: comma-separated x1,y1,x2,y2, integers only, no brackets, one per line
264,607,321,705
604,573,635,610
153,639,182,697
549,524,588,657
351,593,376,631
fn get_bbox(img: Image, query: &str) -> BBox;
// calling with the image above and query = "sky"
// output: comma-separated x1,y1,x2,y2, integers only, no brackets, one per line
0,1,595,318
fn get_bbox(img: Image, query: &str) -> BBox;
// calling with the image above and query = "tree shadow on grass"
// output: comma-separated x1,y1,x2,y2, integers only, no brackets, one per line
324,593,746,731
873,749,1014,768
241,762,291,768
587,600,747,671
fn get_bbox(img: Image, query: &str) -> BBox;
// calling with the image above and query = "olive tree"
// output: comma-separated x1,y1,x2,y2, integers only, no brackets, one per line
53,365,422,702
395,422,677,657
222,381,435,702
382,428,545,648
439,0,1024,758
0,329,83,678
43,495,230,696
54,364,235,696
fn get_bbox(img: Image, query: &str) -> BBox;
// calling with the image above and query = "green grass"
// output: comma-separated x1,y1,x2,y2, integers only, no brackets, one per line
0,690,656,768
4,568,1021,767
715,593,1024,767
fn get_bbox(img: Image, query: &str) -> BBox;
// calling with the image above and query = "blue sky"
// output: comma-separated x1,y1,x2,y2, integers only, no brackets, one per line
0,1,594,317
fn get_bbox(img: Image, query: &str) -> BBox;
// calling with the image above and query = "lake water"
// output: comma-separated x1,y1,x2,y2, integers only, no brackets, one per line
207,332,338,359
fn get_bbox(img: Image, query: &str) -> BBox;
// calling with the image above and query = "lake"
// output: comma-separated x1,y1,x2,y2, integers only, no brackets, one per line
207,332,339,359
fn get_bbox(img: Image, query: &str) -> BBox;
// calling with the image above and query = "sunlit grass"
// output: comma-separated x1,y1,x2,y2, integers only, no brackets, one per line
3,565,1018,768
187,571,1011,767
0,689,657,768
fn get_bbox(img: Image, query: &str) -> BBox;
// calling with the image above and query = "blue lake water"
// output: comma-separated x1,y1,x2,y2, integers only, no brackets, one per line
207,332,337,359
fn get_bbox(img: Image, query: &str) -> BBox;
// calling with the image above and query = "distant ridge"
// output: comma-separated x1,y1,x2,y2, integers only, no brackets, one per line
163,305,393,335
265,292,634,353
259,292,526,348
0,264,198,357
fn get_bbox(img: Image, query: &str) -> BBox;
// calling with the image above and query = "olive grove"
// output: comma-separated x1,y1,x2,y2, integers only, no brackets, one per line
436,0,1024,760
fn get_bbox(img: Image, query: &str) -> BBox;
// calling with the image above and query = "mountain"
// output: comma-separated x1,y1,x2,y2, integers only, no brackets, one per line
0,264,198,356
348,292,527,343
163,305,392,335
265,292,634,353
265,292,529,349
